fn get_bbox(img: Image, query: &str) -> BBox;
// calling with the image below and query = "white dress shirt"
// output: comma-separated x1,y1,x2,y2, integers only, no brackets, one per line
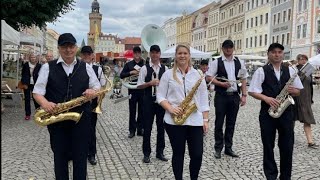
88,63,107,86
33,56,101,95
206,55,248,92
248,66,303,93
137,61,168,86
28,62,35,85
157,68,210,126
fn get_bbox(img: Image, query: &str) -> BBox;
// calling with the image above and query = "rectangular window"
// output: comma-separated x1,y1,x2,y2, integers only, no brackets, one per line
276,35,279,42
266,13,269,24
239,40,242,49
259,35,262,46
260,15,263,25
299,0,302,12
272,36,275,43
235,24,237,32
255,36,257,47
248,2,250,11
262,0,264,5
282,34,285,45
302,24,307,38
274,14,276,25
265,34,268,45
256,0,259,7
288,9,291,20
251,18,254,27
252,0,254,9
246,38,248,48
297,25,301,39
277,12,281,24
318,20,320,33
250,37,253,47
274,0,277,6
247,19,249,29
255,17,258,26
287,33,290,45
303,0,307,10
283,11,287,22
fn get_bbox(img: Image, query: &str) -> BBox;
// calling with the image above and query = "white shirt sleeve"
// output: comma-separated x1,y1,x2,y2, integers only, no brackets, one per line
33,63,49,95
86,64,101,90
98,66,107,86
137,66,147,86
198,78,210,112
206,59,218,77
248,67,264,93
239,59,249,79
289,67,304,89
157,70,169,104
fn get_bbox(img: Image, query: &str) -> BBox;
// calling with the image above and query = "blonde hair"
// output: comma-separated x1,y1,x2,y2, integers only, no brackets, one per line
173,43,192,84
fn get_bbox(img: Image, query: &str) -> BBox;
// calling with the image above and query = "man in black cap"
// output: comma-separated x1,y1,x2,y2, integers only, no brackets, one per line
80,45,106,165
120,46,145,138
199,59,209,74
206,39,248,159
137,44,168,163
33,33,101,179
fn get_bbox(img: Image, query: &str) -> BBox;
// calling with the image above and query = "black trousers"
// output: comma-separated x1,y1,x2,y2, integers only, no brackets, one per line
259,110,294,180
142,96,165,156
165,123,203,180
47,112,90,180
24,84,40,116
128,91,144,134
88,112,98,157
214,93,240,152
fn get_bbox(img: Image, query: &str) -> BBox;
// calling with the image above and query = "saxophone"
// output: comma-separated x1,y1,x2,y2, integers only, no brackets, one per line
34,76,113,126
172,72,204,125
268,67,298,118
93,65,111,114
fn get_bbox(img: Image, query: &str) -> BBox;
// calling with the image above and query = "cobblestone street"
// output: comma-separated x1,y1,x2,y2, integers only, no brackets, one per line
1,88,320,180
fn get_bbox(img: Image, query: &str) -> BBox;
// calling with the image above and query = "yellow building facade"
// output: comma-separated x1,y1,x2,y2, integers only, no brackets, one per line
177,12,193,45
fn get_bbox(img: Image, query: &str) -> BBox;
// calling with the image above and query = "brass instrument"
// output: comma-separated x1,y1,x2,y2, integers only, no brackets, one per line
93,65,112,113
122,74,139,89
172,71,204,125
34,75,113,126
215,77,242,87
268,66,298,118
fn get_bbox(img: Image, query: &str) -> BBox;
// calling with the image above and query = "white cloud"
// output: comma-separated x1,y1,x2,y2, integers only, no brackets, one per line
47,0,214,45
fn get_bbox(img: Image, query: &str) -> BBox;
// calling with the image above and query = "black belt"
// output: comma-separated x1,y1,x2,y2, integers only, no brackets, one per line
216,91,239,96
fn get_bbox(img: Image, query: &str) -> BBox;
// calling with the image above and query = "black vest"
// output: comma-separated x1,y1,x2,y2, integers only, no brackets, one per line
214,57,241,93
144,64,166,97
261,64,291,112
45,59,90,113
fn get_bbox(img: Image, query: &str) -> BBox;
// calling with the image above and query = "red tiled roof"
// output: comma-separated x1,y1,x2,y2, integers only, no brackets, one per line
124,37,141,44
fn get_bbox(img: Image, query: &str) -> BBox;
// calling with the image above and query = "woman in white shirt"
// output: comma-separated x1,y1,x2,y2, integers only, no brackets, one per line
157,44,209,180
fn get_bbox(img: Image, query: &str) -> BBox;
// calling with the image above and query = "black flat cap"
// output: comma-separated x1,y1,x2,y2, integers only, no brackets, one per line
200,59,209,65
58,33,76,46
150,45,161,52
267,43,284,52
133,46,141,53
222,40,234,48
81,46,94,54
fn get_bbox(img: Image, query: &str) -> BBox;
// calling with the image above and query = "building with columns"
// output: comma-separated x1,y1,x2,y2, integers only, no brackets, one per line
191,2,214,52
176,11,193,45
207,2,221,53
162,17,180,49
244,0,271,56
219,0,245,55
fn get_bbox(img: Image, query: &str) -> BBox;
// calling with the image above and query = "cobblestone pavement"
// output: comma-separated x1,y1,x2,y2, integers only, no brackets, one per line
1,88,320,180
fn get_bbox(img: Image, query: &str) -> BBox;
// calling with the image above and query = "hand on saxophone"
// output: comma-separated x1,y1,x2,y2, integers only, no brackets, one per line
83,89,97,99
41,101,57,114
264,97,280,110
169,106,183,116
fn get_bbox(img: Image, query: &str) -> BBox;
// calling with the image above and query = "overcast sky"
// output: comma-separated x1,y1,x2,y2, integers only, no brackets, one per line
47,0,215,46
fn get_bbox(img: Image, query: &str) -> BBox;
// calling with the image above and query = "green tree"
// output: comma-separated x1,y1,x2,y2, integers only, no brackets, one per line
1,0,75,30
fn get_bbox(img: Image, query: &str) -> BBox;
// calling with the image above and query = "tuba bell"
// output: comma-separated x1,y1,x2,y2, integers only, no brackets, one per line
141,24,168,54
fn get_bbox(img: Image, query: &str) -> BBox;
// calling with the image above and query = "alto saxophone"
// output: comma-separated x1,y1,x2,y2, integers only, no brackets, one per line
268,67,298,118
93,65,111,113
172,72,204,125
34,75,113,126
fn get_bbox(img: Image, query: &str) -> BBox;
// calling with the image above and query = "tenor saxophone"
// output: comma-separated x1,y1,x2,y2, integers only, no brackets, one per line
34,78,113,126
172,72,204,125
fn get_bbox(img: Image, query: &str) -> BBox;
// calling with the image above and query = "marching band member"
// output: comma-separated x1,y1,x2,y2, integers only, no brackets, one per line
157,44,209,180
137,45,168,163
120,46,145,138
33,33,101,179
20,52,42,120
80,46,106,165
294,54,318,149
206,40,248,159
248,43,303,180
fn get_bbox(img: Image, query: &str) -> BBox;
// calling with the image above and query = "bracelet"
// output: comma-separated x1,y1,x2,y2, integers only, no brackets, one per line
203,118,209,122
